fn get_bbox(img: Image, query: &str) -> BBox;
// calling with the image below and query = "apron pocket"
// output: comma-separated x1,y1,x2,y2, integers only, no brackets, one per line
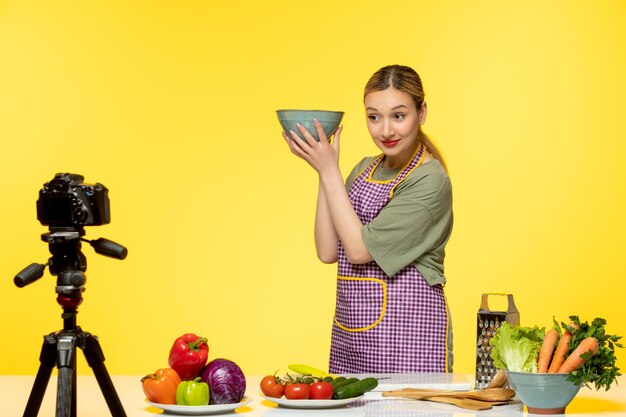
334,276,387,332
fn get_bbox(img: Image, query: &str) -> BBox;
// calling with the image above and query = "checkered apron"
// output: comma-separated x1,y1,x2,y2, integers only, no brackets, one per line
329,144,449,373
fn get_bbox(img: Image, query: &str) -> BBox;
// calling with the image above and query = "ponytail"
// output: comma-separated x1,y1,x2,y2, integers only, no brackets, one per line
419,128,447,172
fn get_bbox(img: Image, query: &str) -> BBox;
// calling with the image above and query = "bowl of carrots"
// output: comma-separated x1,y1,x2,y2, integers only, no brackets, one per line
490,316,622,415
505,371,581,414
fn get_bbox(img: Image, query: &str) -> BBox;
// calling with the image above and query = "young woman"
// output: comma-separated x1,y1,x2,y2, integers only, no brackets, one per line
283,65,453,373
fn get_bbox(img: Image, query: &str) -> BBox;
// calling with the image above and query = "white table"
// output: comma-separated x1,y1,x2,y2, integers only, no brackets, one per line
1,374,625,416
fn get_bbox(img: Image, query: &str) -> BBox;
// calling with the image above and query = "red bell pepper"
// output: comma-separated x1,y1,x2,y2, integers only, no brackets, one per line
168,333,209,380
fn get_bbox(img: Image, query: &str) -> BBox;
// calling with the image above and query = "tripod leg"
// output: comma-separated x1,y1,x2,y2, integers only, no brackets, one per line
82,332,127,417
56,367,74,417
56,334,77,417
23,334,57,417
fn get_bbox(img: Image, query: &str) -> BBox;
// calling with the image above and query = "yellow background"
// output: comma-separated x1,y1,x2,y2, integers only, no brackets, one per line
1,0,625,379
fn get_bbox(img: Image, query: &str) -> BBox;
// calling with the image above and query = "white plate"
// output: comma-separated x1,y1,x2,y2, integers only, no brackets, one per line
261,394,363,409
146,397,252,415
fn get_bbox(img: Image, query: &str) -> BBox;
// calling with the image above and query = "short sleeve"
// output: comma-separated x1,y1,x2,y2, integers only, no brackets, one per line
360,162,453,283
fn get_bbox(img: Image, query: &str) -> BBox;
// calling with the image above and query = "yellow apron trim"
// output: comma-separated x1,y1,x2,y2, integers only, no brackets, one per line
443,290,450,373
366,156,391,184
334,276,387,333
352,155,383,184
366,142,426,188
389,142,426,198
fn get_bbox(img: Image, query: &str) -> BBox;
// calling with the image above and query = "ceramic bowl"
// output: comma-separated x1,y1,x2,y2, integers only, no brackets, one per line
506,371,581,414
276,109,344,142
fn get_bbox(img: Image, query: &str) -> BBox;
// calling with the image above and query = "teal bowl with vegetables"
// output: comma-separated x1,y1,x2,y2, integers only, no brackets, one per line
277,109,344,142
506,371,581,414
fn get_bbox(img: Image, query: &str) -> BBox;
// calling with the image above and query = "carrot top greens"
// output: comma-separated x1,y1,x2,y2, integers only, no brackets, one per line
557,316,622,390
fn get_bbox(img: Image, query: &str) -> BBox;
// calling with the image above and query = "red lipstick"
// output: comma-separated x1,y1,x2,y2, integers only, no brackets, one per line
381,140,400,148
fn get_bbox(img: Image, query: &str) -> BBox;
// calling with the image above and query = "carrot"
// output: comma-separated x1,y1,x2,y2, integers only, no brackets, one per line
557,337,599,373
549,322,580,373
538,329,559,373
548,330,572,373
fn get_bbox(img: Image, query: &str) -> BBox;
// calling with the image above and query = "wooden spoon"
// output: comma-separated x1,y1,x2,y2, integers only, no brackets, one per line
416,396,497,411
382,387,515,401
487,369,508,389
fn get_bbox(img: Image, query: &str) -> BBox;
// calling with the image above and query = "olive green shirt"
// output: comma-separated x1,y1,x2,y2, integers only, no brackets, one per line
346,158,453,286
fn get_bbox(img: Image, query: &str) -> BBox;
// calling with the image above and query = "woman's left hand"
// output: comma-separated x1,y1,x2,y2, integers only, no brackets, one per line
283,119,343,175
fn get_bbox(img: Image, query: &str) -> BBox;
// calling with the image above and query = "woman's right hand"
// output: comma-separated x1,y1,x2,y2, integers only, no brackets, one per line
282,119,342,176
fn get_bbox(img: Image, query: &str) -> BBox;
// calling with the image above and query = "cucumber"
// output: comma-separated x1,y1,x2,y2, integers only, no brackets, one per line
331,378,360,398
328,376,347,389
334,377,379,399
331,377,358,393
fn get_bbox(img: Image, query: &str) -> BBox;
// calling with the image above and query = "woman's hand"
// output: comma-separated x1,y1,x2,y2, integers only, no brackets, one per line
282,119,343,175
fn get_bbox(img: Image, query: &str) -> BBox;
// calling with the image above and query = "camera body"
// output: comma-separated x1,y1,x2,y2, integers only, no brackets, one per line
37,173,110,227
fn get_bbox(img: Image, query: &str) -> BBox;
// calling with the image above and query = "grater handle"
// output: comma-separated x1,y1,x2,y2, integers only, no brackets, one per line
506,294,520,325
479,293,517,313
506,294,518,314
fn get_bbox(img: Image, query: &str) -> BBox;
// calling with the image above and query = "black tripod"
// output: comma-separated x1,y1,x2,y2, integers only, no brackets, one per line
15,228,128,417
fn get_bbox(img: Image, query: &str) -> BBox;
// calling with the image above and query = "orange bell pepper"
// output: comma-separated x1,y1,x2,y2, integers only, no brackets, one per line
141,367,181,404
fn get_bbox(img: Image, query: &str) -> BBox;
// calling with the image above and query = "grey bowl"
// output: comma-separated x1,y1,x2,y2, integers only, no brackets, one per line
506,371,581,414
277,109,344,142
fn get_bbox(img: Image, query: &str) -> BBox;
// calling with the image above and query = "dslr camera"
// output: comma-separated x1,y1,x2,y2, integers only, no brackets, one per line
37,173,110,227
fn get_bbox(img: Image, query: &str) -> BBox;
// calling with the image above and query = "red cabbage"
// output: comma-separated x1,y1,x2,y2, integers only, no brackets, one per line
200,358,246,404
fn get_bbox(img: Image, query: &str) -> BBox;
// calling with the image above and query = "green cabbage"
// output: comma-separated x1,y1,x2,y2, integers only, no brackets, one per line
489,322,545,373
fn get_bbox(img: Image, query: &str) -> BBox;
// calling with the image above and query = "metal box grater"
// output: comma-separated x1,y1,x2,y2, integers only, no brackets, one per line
475,293,520,389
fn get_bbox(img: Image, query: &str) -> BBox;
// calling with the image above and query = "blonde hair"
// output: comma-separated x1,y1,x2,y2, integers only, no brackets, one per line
364,65,447,171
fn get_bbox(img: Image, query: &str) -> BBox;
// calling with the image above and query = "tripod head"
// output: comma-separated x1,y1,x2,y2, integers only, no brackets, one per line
14,226,127,296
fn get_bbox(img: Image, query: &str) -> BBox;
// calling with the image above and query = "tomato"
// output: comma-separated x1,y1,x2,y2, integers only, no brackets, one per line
284,383,310,400
260,375,285,398
309,381,333,400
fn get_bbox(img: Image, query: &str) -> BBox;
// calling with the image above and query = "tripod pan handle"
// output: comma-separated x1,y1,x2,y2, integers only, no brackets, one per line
89,238,128,260
14,263,47,287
